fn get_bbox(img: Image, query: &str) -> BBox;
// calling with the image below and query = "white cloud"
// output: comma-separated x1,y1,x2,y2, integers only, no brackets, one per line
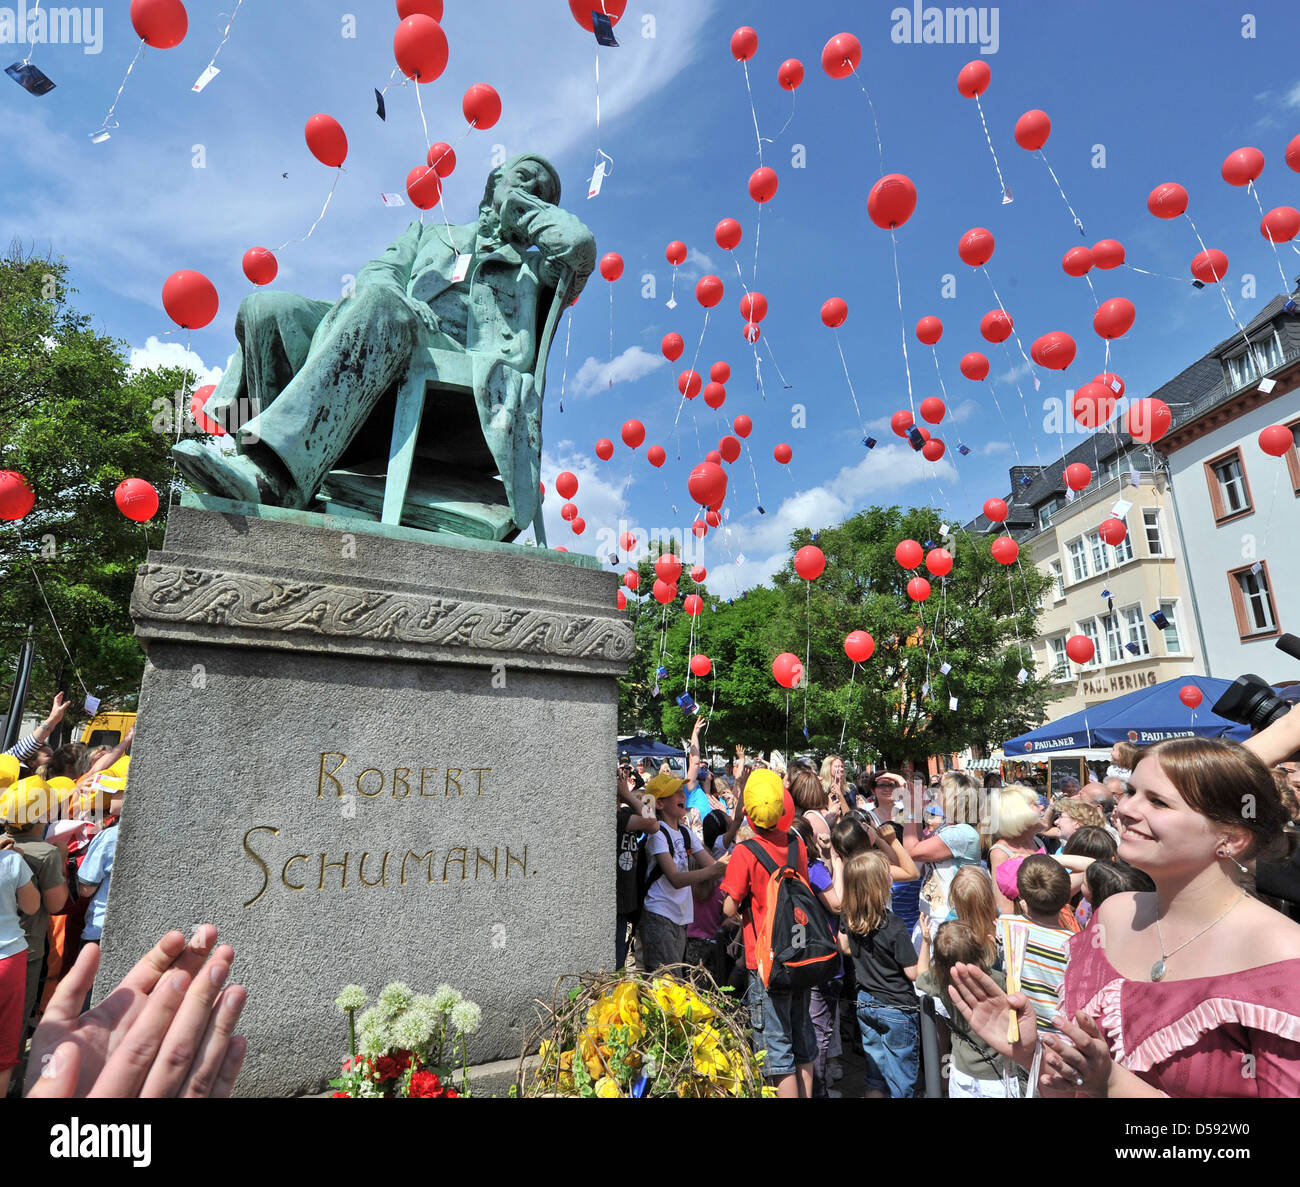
1286,81,1300,108
519,442,631,555
128,336,224,387
948,398,981,424
678,247,719,281
997,360,1034,385
570,345,666,398
981,440,1013,455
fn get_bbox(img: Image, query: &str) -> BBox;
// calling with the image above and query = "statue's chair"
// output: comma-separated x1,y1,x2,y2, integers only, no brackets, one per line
315,267,573,548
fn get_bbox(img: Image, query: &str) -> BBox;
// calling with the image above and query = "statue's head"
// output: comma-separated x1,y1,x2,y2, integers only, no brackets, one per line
479,154,562,221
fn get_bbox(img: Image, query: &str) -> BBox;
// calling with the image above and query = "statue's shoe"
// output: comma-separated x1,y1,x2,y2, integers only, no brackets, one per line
172,441,279,505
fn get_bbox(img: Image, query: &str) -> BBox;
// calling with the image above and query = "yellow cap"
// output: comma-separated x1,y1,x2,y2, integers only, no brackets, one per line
79,790,112,817
0,776,52,828
0,754,19,789
744,769,786,829
646,772,685,801
46,776,77,806
106,755,130,782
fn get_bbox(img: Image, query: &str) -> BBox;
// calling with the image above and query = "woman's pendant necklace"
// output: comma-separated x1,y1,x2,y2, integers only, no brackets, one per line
1151,890,1246,983
1150,958,1167,982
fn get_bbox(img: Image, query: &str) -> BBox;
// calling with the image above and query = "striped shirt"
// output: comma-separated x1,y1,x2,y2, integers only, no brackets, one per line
998,915,1072,1033
5,733,43,761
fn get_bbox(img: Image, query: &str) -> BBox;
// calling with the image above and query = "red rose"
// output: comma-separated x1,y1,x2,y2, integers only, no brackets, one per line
331,1091,351,1098
443,1088,459,1098
374,1056,401,1082
392,1050,412,1071
408,1071,443,1099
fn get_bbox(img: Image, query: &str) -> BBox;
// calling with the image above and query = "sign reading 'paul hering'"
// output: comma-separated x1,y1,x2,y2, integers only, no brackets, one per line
240,753,534,909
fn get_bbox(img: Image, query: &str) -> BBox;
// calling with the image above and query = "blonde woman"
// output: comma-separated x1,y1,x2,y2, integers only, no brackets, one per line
901,772,983,926
987,785,1046,914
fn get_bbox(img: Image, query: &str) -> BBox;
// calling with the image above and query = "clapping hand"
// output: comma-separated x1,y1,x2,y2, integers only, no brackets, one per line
1041,1012,1113,1096
947,962,1038,1070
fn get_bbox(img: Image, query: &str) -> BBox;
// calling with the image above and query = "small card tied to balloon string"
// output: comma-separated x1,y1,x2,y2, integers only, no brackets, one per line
591,11,618,46
6,0,55,93
91,40,146,142
588,43,616,199
192,0,246,93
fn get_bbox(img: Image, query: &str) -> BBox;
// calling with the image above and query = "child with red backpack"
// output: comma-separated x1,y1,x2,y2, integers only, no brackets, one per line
721,770,837,1099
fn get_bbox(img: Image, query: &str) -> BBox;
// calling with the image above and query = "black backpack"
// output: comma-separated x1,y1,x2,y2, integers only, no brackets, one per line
742,838,839,991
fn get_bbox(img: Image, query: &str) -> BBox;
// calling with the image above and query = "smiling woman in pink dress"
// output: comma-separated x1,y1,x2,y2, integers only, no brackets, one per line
948,729,1300,1097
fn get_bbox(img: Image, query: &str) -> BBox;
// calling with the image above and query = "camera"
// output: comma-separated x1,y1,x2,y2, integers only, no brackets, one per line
1213,634,1300,732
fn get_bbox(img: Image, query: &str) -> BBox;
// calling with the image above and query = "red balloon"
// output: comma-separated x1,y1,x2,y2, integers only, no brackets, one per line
960,352,990,381
599,252,624,282
774,443,793,464
773,652,803,689
1179,685,1203,709
991,536,1019,565
926,548,953,577
1062,247,1093,277
662,332,685,362
743,322,761,344
730,25,758,61
749,167,779,204
691,519,708,539
907,577,932,603
1031,331,1076,371
867,174,918,230
704,382,727,410
719,435,741,463
1289,134,1300,172
305,113,348,168
560,501,578,522
733,415,753,438
620,531,637,552
980,309,1013,344
1221,146,1265,187
1190,249,1228,284
242,247,278,286
595,438,614,461
844,631,875,663
656,553,682,584
919,397,946,425
1099,518,1127,546
130,0,188,48
922,438,946,462
821,298,848,329
983,498,1009,523
1064,463,1092,491
397,0,443,17
617,588,627,611
956,59,991,98
624,570,640,591
696,275,724,308
715,219,742,251
0,471,35,521
426,142,456,176
463,83,502,130
555,472,579,499
711,362,731,384
115,478,159,523
690,654,713,678
916,315,943,345
1259,425,1294,457
647,445,667,468
683,594,704,617
1094,297,1136,341
1147,182,1188,220
568,0,627,31
394,14,449,83
778,58,805,90
666,240,688,266
739,292,768,323
190,385,224,436
1094,371,1125,399
406,164,443,210
895,539,923,570
914,426,932,445
794,545,825,581
688,462,728,507
1071,383,1118,429
1014,109,1051,151
705,450,722,465
821,32,861,79
891,410,914,438
679,370,703,399
1260,206,1300,243
652,579,676,605
162,270,218,330
1065,635,1095,665
1125,398,1171,444
1092,239,1125,269
622,420,646,449
691,566,707,583
959,227,996,267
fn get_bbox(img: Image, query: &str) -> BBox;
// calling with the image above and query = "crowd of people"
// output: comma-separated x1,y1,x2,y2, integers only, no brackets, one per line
615,709,1300,1098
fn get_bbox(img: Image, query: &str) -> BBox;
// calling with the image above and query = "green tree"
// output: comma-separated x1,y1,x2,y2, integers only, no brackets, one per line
0,245,210,731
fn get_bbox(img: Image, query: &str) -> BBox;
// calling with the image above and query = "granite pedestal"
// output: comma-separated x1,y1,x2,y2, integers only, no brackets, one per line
96,496,632,1096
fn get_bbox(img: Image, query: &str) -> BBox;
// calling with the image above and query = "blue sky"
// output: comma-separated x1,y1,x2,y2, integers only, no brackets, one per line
3,1,1298,597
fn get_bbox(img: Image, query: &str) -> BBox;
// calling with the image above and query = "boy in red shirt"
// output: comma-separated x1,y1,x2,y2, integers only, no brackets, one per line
721,769,817,1098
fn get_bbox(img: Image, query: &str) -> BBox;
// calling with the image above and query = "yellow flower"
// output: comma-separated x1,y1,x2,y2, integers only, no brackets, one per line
578,1031,607,1080
588,981,647,1043
760,1085,778,1098
650,977,714,1024
595,1076,622,1098
691,1027,730,1080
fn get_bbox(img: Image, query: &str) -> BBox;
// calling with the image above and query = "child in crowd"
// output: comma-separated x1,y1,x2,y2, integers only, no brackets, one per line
996,853,1074,1035
684,810,732,988
949,865,1001,972
789,813,843,1097
616,768,657,971
838,850,920,1098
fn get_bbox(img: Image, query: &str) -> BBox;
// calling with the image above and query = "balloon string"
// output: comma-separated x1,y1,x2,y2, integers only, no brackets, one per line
274,168,342,252
673,308,711,432
1249,181,1293,293
891,230,917,420
1083,271,1101,309
833,329,867,434
196,0,245,80
558,309,573,412
92,40,146,140
804,580,811,740
981,266,1039,390
592,48,615,179
745,441,763,507
761,334,794,389
839,663,857,750
742,59,766,165
669,265,677,307
930,346,951,410
608,284,615,388
847,63,884,173
378,66,401,98
974,94,1013,204
1037,149,1083,235
774,90,797,140
731,254,769,399
753,202,763,288
1185,211,1263,371
414,81,432,150
685,612,697,696
1121,262,1198,287
21,0,42,63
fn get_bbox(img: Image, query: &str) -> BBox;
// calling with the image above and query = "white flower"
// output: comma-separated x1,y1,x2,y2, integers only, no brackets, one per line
358,1027,389,1059
450,1000,482,1036
431,984,462,1013
335,985,367,1013
391,1010,432,1051
356,1005,385,1037
378,982,415,1015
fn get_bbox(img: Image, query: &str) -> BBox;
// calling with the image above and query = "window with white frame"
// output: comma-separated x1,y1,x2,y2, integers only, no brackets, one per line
1111,520,1134,565
1102,612,1124,664
1159,600,1182,653
1124,605,1151,656
1211,454,1250,515
1068,537,1088,583
1225,330,1286,392
1078,619,1102,667
1234,568,1278,634
1047,636,1069,680
1087,531,1109,575
1144,508,1165,556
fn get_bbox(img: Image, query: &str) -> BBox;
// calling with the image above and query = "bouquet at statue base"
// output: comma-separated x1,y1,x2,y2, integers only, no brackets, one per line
519,967,771,1098
329,982,482,1099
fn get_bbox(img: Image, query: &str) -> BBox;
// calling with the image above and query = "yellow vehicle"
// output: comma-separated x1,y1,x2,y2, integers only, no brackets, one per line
80,711,136,749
